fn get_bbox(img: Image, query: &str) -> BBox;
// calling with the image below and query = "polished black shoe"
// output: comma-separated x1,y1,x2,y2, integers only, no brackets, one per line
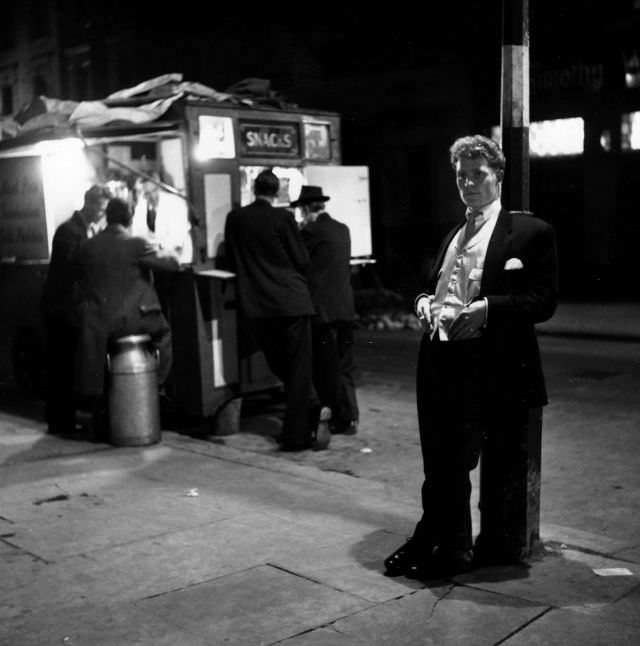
408,547,474,581
384,538,434,577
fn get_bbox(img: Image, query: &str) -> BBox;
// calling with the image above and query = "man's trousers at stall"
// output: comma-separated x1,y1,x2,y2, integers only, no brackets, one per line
254,315,318,450
311,320,359,428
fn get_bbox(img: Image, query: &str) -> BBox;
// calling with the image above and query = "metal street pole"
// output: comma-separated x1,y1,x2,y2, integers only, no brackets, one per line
501,0,530,211
479,0,543,562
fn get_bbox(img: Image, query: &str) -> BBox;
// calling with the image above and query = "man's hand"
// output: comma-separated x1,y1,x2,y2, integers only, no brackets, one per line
448,299,487,340
415,295,433,334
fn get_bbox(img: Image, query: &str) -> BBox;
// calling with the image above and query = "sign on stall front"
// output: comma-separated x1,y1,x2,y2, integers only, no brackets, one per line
238,121,300,157
0,157,48,261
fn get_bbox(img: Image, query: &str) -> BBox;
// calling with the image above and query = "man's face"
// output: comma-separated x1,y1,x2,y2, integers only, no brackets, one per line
87,198,108,224
455,156,502,211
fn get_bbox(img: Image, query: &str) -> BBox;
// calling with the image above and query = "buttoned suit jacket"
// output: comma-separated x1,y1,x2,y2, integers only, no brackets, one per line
224,198,315,319
300,212,356,324
75,224,179,397
418,209,559,409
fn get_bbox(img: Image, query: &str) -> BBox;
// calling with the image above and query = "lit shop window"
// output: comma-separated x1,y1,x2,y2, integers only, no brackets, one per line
492,118,584,157
620,112,640,151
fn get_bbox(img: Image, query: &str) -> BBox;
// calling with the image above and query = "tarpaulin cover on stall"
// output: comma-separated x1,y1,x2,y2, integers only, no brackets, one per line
0,73,297,140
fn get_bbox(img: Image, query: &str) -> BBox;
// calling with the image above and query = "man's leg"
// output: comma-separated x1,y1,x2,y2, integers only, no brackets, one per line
386,335,483,578
44,319,77,435
311,322,339,415
258,317,316,450
334,320,359,431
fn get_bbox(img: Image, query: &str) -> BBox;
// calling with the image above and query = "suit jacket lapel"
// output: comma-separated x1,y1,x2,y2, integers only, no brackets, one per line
481,209,513,294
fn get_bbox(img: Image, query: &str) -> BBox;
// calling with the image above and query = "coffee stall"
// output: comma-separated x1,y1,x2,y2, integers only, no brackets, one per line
0,77,373,432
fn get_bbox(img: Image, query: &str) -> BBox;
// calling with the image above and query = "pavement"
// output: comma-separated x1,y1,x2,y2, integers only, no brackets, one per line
1,301,639,645
535,300,640,341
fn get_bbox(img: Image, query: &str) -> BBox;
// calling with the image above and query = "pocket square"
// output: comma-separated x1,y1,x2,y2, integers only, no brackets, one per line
504,257,524,270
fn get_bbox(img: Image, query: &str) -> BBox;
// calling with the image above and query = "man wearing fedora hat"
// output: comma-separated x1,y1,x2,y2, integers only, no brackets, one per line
294,185,360,436
224,170,330,452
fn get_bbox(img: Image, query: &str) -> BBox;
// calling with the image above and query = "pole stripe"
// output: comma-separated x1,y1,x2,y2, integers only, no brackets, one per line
501,45,530,128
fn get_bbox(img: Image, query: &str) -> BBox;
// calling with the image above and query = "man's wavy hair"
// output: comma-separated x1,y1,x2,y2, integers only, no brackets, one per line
449,135,506,172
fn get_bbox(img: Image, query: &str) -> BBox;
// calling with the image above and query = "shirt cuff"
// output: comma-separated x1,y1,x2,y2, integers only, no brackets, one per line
482,297,488,327
414,293,432,316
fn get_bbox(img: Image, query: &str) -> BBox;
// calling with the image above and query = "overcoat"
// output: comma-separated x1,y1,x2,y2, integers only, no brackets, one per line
75,224,179,397
300,212,356,323
224,198,315,318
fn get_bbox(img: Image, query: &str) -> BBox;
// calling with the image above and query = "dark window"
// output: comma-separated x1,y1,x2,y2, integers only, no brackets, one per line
0,7,16,50
1,85,13,115
33,74,48,97
28,1,51,41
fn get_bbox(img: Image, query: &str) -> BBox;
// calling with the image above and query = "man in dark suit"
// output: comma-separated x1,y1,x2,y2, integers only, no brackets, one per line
75,197,180,406
384,134,558,580
224,170,330,451
295,186,359,435
41,184,110,435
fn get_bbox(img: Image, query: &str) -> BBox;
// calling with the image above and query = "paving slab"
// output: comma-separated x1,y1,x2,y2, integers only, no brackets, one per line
0,596,213,646
0,511,348,617
577,583,640,630
135,564,371,645
271,529,424,603
541,523,634,559
283,584,547,646
459,547,639,609
501,606,640,645
280,627,369,645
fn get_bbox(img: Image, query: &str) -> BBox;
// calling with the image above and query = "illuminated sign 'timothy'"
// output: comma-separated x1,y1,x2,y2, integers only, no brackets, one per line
239,122,300,157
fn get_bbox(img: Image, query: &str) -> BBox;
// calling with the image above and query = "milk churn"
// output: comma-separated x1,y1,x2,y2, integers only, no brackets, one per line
107,334,161,446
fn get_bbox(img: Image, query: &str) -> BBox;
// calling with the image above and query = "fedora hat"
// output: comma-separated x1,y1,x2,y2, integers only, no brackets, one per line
289,185,330,207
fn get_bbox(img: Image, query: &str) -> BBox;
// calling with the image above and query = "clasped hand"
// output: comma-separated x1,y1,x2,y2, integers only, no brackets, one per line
448,300,486,340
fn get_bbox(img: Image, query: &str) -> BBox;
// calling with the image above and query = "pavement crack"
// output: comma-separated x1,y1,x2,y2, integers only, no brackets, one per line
265,562,373,603
426,583,455,622
492,606,553,645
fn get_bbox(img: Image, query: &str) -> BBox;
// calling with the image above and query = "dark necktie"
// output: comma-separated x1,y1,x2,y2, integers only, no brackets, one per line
462,210,483,246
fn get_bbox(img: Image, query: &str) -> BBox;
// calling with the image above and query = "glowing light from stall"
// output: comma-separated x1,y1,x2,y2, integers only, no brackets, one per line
39,138,97,250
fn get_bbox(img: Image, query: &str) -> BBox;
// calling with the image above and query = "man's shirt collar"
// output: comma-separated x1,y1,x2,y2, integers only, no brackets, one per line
465,198,501,225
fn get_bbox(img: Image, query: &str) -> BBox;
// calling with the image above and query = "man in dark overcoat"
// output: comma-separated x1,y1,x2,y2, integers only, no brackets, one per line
75,197,179,405
384,134,559,580
41,184,110,435
224,170,330,451
295,185,359,434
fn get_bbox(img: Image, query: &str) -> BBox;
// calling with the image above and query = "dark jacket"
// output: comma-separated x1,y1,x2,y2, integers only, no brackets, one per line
224,198,315,318
41,211,90,324
75,224,179,397
300,212,356,323
421,209,559,408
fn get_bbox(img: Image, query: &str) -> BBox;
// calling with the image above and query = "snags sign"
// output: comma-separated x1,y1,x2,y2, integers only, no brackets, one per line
239,122,300,157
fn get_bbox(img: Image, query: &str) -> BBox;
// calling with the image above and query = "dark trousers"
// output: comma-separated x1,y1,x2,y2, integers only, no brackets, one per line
44,317,78,433
255,315,317,449
414,332,533,554
311,321,359,425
